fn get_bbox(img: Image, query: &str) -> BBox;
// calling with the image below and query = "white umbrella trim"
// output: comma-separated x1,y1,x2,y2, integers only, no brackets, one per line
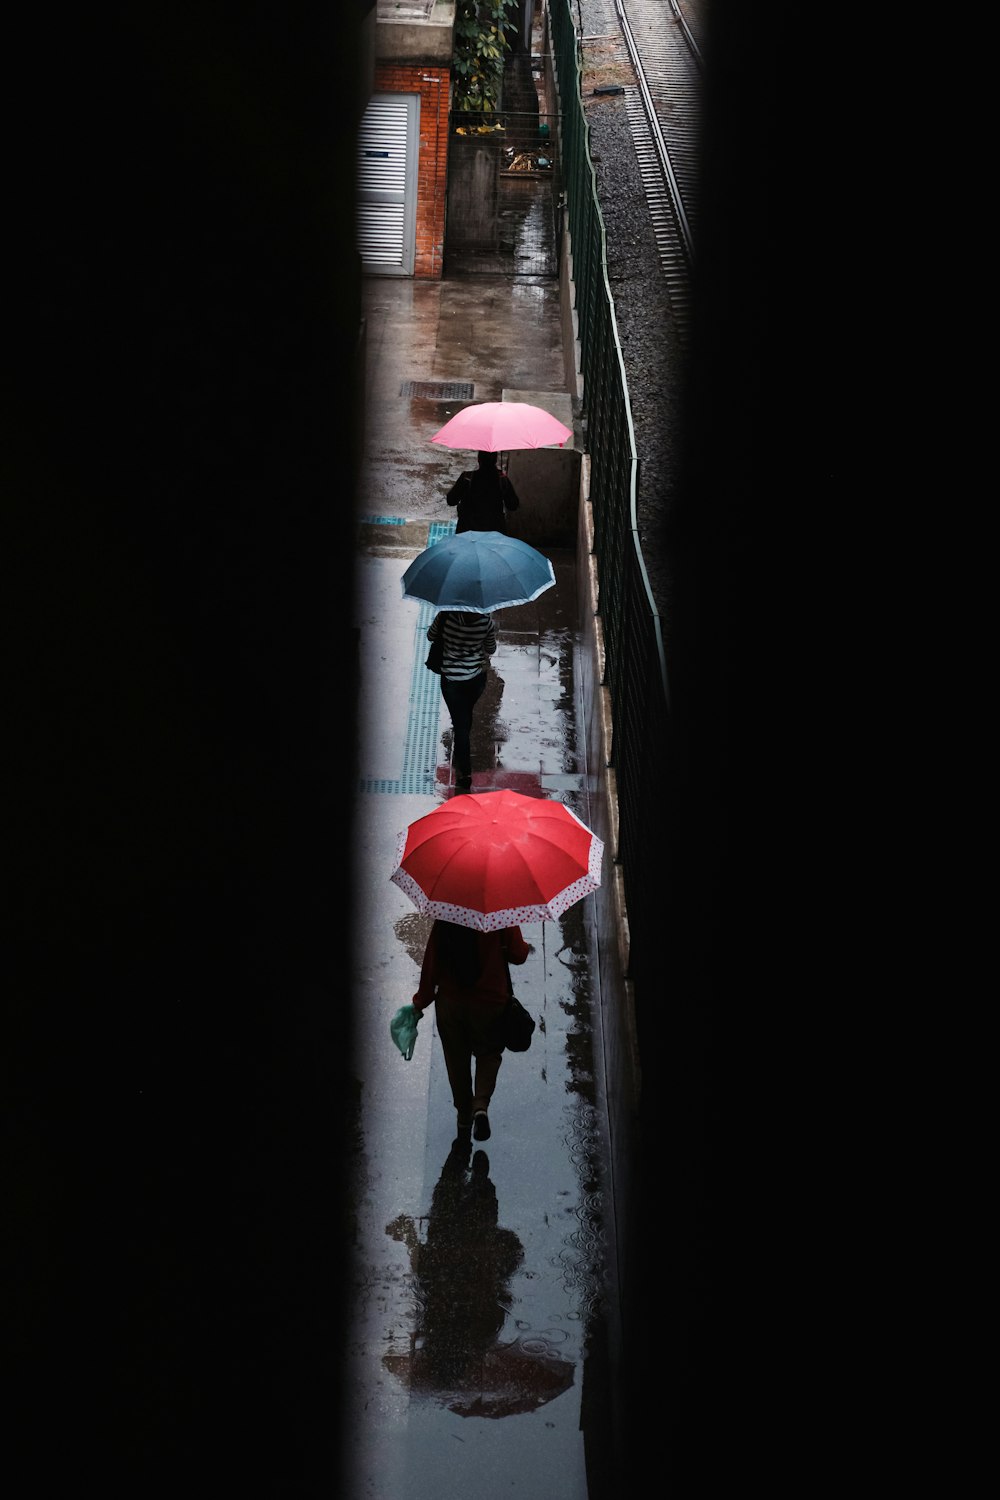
389,824,604,931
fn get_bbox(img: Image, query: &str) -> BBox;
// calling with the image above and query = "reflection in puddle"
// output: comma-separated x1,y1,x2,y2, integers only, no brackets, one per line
446,179,557,280
384,1140,575,1419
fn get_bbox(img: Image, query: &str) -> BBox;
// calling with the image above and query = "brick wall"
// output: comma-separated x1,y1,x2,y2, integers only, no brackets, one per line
373,64,450,280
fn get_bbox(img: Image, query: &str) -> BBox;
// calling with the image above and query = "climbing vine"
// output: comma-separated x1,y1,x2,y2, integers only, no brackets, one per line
452,0,517,112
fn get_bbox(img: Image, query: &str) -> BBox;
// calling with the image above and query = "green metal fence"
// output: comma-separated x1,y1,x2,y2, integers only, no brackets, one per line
549,1,671,1027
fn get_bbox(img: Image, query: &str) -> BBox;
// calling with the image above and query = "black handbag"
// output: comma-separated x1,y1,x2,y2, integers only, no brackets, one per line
501,993,535,1052
426,636,444,674
496,937,535,1052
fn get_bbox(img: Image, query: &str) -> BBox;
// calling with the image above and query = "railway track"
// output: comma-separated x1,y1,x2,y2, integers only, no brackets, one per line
607,0,705,344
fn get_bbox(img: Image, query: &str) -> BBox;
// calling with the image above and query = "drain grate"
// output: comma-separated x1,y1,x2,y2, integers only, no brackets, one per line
401,380,475,400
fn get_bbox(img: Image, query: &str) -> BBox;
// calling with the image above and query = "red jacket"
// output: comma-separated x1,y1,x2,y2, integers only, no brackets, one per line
413,924,531,1011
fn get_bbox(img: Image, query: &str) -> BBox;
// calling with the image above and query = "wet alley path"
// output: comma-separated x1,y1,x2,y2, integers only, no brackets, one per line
341,277,621,1498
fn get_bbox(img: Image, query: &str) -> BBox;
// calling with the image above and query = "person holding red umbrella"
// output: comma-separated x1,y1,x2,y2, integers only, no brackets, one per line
391,790,603,1139
411,920,532,1143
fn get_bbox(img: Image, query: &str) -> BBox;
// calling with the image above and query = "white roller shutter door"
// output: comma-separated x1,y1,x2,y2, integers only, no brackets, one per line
357,94,419,276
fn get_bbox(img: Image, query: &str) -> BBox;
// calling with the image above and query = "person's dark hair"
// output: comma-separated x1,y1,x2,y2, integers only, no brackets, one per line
436,920,483,987
477,450,497,468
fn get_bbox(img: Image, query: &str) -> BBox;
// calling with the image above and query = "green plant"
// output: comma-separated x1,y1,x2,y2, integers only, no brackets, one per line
452,0,516,113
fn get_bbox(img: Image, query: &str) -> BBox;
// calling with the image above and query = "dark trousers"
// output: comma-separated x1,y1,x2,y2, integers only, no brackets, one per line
434,988,505,1124
441,670,487,778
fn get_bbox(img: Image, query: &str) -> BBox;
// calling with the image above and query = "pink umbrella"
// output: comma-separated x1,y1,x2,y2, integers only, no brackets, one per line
431,401,572,452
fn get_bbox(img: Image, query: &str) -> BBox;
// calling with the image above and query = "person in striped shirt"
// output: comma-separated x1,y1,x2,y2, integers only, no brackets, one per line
426,609,497,790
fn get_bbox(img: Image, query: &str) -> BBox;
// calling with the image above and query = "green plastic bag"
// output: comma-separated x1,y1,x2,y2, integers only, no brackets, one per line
390,1004,421,1061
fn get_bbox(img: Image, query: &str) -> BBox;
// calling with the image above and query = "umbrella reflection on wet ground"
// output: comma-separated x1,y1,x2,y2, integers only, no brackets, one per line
384,1140,575,1419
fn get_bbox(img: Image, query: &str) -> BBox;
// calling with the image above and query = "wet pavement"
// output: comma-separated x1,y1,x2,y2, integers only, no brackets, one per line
342,275,621,1498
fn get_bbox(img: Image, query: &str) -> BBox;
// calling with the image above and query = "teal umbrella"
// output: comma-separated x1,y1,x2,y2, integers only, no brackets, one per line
400,530,555,614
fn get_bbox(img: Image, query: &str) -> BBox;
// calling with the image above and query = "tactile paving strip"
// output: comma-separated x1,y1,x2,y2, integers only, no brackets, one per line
360,519,456,795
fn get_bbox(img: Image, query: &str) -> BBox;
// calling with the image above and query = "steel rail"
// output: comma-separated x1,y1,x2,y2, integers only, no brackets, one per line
668,0,704,72
614,0,695,265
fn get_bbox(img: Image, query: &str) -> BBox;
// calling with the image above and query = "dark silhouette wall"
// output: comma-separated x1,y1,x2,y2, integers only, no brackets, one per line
619,1,834,1491
7,9,363,1493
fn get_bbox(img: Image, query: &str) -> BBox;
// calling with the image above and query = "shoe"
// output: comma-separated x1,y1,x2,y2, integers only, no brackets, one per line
472,1109,491,1141
448,1133,472,1169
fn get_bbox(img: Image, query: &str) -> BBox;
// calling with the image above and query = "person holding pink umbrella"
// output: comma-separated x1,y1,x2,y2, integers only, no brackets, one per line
446,450,520,535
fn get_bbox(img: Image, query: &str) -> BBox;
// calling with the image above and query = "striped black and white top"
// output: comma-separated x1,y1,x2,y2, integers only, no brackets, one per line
427,611,497,681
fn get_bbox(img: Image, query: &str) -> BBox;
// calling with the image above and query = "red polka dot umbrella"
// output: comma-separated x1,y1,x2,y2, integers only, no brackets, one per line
390,790,603,932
